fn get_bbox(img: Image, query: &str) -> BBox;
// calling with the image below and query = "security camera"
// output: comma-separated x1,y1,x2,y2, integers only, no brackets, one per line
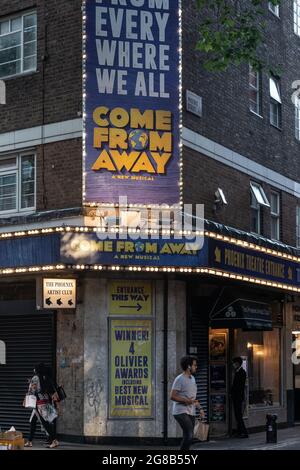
215,188,227,206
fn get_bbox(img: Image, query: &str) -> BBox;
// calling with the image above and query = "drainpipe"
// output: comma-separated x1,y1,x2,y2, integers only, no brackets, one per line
163,275,168,445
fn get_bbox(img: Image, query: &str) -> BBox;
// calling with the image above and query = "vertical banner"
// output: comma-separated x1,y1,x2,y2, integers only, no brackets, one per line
84,0,180,205
110,319,152,418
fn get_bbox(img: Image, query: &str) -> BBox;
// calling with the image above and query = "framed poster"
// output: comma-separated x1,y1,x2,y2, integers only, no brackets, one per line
209,333,226,361
210,364,226,393
109,318,153,419
210,394,226,422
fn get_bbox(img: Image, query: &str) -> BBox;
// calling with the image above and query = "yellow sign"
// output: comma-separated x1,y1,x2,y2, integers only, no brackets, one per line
109,281,152,315
110,319,152,418
92,107,172,175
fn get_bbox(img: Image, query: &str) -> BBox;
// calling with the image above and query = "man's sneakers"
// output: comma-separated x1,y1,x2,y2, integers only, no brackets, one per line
47,439,59,448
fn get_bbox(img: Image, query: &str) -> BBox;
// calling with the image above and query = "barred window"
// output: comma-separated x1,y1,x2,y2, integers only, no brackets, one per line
0,12,37,79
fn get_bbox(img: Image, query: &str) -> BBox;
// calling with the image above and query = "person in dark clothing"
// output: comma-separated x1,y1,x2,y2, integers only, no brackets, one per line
231,357,248,438
24,363,59,448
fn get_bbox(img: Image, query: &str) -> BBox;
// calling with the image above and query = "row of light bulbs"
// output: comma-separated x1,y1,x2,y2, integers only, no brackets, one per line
1,224,299,264
0,262,298,293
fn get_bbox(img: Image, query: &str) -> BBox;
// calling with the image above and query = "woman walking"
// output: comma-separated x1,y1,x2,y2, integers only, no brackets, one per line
24,363,59,448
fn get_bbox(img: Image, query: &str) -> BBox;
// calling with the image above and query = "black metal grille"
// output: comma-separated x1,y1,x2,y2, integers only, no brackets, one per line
0,303,54,438
189,298,209,416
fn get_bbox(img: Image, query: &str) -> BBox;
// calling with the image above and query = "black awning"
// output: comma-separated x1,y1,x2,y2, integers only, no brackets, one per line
210,299,273,331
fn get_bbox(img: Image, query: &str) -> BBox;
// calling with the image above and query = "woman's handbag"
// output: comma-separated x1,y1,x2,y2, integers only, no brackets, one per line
38,402,58,423
24,394,37,409
194,418,209,442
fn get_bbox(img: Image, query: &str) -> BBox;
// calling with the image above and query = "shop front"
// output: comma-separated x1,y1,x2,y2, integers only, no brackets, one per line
0,224,298,442
0,281,55,437
288,300,300,423
189,281,286,437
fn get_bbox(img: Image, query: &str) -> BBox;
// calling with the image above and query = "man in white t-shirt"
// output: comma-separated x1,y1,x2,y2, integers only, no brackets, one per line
170,356,205,450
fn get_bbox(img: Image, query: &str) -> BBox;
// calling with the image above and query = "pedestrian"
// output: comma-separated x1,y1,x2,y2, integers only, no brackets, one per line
24,363,60,448
231,356,248,438
170,356,205,451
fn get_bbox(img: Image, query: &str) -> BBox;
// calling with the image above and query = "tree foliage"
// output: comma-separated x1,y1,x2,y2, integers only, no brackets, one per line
196,0,281,71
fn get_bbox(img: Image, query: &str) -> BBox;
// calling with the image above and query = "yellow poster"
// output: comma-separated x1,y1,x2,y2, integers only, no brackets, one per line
110,319,152,418
109,281,152,315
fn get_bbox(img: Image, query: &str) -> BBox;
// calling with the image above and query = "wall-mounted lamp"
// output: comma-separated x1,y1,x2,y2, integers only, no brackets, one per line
255,351,264,356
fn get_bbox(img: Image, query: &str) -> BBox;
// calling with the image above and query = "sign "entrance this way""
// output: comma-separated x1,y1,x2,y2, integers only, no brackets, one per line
43,278,76,309
109,280,152,315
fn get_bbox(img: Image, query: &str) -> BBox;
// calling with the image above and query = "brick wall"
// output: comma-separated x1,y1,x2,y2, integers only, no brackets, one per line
0,0,82,133
0,0,298,248
183,147,297,246
182,0,300,184
36,138,82,211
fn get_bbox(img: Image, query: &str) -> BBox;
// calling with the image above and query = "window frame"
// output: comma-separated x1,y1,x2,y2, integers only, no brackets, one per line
0,151,36,215
269,77,282,129
268,2,280,17
296,206,300,248
250,182,270,208
249,65,262,117
250,182,270,235
0,10,37,80
296,98,300,141
294,0,300,36
270,190,280,241
250,191,261,235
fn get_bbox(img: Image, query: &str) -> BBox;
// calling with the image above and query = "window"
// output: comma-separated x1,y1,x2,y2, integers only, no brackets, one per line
250,182,270,207
234,328,281,407
251,190,261,234
296,98,300,140
268,2,280,17
250,182,270,235
294,0,300,36
270,191,280,240
296,206,300,248
0,153,35,213
270,77,282,128
0,11,37,79
249,65,261,115
0,340,6,365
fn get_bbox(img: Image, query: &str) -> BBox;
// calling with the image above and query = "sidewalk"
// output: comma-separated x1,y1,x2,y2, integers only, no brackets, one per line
193,426,300,450
25,426,300,450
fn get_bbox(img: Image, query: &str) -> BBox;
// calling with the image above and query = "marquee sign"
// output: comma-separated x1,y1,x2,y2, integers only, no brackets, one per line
209,238,300,287
84,0,181,205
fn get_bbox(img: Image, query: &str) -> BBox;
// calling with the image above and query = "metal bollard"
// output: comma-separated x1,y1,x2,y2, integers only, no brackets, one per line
266,414,277,443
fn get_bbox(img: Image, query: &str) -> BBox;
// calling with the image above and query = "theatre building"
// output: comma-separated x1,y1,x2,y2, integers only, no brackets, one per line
0,0,300,444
